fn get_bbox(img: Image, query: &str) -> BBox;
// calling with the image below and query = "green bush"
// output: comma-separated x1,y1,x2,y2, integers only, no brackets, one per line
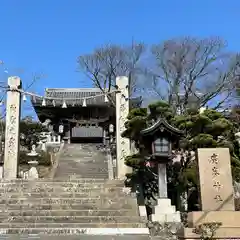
19,150,51,166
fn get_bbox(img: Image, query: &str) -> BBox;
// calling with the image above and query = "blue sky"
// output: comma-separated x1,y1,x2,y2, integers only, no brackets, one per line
0,0,240,117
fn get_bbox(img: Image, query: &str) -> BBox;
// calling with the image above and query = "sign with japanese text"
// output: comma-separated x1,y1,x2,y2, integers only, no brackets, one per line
197,148,235,211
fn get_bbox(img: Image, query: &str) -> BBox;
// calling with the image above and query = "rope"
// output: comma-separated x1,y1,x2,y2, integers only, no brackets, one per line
19,89,121,101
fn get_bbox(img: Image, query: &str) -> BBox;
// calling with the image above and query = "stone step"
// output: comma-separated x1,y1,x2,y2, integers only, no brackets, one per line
0,185,125,192
0,216,145,224
0,203,135,210
57,162,107,166
54,171,108,174
54,172,108,176
0,189,133,196
0,182,124,188
57,169,108,172
6,209,138,217
0,197,136,205
0,190,135,198
0,223,146,228
55,173,108,176
61,162,108,165
55,168,108,172
0,187,130,194
53,175,109,179
0,235,150,240
0,179,122,183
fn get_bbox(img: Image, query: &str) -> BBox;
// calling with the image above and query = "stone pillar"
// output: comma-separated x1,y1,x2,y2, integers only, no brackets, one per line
115,76,131,179
158,163,168,198
69,123,72,144
103,128,106,146
0,135,3,178
0,135,3,177
150,164,181,223
4,77,22,179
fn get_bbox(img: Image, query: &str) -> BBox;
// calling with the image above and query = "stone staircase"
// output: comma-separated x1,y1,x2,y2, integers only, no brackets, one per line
0,144,150,238
54,144,109,179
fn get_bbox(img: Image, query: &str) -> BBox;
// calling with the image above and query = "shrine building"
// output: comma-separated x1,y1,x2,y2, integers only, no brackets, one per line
32,88,142,143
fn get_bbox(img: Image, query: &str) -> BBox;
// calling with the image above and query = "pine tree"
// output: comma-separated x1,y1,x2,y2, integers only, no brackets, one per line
122,101,240,210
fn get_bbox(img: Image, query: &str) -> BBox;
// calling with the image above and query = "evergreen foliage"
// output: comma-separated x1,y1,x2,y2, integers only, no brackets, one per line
122,101,240,210
0,119,47,150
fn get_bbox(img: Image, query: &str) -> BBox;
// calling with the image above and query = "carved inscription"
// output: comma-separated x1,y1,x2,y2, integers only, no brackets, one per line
118,83,130,164
209,153,218,164
212,166,220,177
7,105,17,157
214,195,223,202
209,153,223,202
197,148,235,211
213,180,222,191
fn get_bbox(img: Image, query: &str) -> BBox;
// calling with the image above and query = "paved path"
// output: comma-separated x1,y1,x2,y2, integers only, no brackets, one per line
54,144,109,179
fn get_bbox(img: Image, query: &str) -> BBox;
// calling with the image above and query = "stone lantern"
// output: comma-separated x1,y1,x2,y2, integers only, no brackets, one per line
140,117,183,223
27,144,39,179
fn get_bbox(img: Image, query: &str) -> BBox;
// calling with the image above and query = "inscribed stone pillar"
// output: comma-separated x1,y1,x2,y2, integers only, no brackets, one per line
197,148,235,211
4,77,22,179
115,76,131,179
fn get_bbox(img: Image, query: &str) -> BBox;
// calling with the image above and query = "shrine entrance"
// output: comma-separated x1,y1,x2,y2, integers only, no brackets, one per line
4,76,140,179
32,88,116,144
32,87,141,145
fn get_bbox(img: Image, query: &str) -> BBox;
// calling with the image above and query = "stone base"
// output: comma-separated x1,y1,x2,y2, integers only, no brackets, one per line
150,198,181,223
0,228,150,235
178,211,240,239
188,211,240,227
139,206,147,217
179,227,240,239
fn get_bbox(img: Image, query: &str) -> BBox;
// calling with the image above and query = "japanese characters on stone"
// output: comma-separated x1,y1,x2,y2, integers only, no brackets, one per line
209,153,223,202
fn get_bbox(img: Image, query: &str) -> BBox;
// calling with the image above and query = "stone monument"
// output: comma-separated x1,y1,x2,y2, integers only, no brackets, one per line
179,148,240,239
115,76,131,179
4,77,22,179
197,148,234,211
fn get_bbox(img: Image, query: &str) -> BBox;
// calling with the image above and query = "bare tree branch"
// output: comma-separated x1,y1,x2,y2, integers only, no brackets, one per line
150,37,239,112
77,42,145,106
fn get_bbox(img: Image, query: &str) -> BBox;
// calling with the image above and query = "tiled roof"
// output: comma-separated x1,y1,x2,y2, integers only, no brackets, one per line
31,88,142,108
32,88,114,107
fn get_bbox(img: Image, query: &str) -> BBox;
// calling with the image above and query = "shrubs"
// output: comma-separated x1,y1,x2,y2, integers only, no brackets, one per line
19,150,51,166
